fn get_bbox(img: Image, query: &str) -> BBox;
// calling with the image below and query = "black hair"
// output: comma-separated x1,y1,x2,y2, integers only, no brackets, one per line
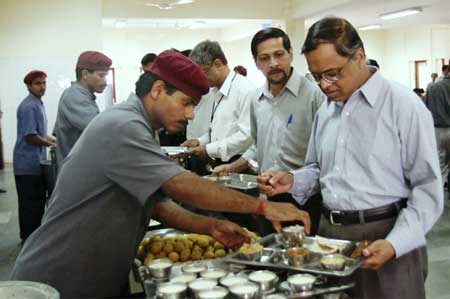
413,88,424,94
189,41,228,65
442,65,449,72
135,72,177,99
251,27,291,59
180,49,191,57
302,17,364,57
75,68,95,81
366,59,380,69
141,53,157,67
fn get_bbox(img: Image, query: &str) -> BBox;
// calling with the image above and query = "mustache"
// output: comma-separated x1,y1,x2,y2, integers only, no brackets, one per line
268,69,285,76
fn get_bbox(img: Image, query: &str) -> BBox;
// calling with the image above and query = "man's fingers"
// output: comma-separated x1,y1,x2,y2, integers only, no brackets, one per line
271,221,282,232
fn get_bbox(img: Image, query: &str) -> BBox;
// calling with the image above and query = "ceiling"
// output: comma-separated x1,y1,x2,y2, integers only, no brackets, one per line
102,0,450,31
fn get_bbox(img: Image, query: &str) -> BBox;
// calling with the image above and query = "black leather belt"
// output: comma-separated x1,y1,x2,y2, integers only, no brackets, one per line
322,198,407,225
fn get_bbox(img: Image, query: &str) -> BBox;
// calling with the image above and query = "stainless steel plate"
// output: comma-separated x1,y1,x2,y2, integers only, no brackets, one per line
161,146,188,156
226,234,362,277
204,173,258,190
0,281,60,299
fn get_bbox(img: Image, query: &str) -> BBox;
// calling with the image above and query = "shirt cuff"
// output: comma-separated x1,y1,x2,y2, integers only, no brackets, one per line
385,214,426,258
288,169,317,205
198,134,209,146
206,143,220,159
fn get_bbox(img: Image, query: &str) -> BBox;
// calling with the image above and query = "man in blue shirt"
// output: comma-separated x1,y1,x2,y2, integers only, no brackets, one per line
13,70,56,242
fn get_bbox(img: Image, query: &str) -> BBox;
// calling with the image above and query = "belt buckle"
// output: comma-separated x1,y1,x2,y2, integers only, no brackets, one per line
329,210,342,226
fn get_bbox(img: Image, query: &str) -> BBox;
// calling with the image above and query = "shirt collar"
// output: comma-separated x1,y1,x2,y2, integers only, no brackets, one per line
326,66,381,108
218,70,237,97
73,81,96,101
28,92,43,104
258,67,300,101
127,93,156,138
357,67,382,108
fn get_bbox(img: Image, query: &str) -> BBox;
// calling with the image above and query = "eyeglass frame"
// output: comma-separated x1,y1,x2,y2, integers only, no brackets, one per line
310,53,355,84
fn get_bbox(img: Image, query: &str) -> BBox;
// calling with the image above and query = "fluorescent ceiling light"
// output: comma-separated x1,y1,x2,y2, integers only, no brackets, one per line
115,20,127,29
379,7,422,20
358,24,381,31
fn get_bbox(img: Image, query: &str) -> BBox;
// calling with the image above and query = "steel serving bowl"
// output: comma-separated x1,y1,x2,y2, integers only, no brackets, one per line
284,247,311,267
156,282,187,299
147,258,173,279
248,270,278,292
320,254,346,271
287,274,317,292
198,286,229,299
229,282,260,299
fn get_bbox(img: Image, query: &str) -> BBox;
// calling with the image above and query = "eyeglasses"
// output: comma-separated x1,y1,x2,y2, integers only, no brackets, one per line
310,55,354,84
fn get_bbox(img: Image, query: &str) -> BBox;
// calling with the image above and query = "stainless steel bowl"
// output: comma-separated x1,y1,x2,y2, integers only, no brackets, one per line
239,250,262,262
281,226,305,247
147,258,173,279
200,269,228,280
156,282,187,299
219,275,249,288
198,286,229,299
229,282,260,299
182,263,208,276
189,279,218,299
0,281,60,299
320,254,346,271
248,270,277,292
284,247,311,267
170,273,197,284
287,274,316,292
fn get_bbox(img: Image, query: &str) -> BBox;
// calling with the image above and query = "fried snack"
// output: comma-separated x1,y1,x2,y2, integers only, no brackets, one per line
150,242,164,255
215,249,227,258
239,243,263,254
163,243,174,254
180,248,191,262
285,248,310,257
168,252,180,262
350,240,372,259
143,253,155,266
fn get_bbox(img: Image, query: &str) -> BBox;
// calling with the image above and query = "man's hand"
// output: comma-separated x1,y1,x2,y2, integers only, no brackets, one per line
208,219,251,250
212,163,233,175
188,145,209,160
181,139,200,147
360,239,396,270
258,171,294,197
45,135,56,147
263,201,311,234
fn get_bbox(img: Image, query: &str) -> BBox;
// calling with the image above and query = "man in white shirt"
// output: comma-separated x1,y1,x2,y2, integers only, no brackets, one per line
182,40,255,167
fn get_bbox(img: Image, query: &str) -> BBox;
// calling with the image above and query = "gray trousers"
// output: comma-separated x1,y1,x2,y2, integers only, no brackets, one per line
435,127,450,183
319,216,428,299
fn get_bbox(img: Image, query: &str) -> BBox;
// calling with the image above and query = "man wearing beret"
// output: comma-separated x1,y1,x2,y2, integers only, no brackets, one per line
53,50,112,170
11,50,311,298
13,70,56,243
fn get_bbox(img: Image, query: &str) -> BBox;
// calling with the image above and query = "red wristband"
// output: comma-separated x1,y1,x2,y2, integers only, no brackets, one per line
253,199,265,217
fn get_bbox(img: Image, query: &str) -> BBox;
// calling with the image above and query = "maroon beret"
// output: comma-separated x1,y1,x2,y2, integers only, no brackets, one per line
149,50,209,102
76,51,112,70
24,70,47,85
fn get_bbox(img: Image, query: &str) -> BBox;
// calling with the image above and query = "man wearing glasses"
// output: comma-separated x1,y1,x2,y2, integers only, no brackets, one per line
214,28,325,235
258,18,442,299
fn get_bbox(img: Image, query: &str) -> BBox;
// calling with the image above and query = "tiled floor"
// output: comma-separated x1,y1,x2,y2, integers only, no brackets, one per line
0,164,450,298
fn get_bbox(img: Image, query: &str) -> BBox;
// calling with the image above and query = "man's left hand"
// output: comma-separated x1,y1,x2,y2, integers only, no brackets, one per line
361,239,396,270
209,219,251,250
188,145,209,160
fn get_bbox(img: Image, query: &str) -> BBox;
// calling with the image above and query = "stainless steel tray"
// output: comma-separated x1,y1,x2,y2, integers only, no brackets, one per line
161,146,188,156
281,281,355,299
226,234,362,277
204,173,258,190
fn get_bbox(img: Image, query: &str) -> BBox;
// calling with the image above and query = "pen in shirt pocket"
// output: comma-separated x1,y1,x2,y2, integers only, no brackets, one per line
286,113,293,128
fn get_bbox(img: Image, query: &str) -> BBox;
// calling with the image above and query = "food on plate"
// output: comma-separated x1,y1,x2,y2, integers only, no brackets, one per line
309,235,347,254
350,240,373,259
239,243,263,254
285,248,310,257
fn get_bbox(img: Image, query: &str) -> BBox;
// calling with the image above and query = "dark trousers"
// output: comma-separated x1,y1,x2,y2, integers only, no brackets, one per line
14,175,46,241
319,215,427,299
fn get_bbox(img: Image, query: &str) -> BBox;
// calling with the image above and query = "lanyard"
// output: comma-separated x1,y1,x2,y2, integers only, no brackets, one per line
210,73,237,123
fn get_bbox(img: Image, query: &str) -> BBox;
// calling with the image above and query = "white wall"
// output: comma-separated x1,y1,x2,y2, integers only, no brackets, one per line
0,0,103,162
361,25,450,87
